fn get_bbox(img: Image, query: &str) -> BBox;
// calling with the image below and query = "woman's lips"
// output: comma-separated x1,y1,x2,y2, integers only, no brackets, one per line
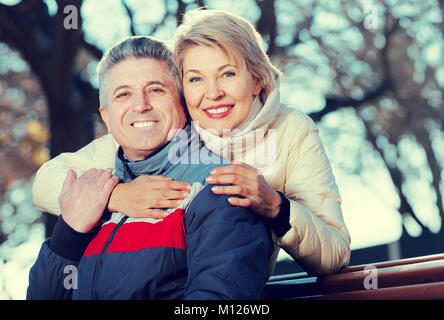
203,105,234,119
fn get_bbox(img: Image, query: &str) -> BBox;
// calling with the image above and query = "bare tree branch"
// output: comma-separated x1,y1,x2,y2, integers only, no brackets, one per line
414,127,444,221
121,0,137,36
149,8,170,35
308,82,390,122
361,119,429,232
175,0,187,26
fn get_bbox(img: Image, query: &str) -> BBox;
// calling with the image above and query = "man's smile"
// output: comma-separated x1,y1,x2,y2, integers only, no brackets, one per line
131,120,158,128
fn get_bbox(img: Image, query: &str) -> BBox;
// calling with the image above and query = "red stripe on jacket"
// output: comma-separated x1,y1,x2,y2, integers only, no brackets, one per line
83,208,186,257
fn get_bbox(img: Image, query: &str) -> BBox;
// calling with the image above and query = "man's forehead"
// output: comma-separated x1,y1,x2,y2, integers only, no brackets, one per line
107,57,174,88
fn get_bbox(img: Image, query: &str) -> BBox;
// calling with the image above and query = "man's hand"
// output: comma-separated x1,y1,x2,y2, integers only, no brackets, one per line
107,175,192,218
58,168,120,233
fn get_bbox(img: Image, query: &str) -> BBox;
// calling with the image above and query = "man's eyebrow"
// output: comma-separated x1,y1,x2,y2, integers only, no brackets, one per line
111,81,167,95
112,85,130,96
146,80,168,87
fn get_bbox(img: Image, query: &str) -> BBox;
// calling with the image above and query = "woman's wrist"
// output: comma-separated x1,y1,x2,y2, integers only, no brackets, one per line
269,190,282,218
265,192,291,237
107,182,125,212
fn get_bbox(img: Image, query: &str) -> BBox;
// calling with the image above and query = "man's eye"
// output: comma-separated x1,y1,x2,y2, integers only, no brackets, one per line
116,92,129,99
148,88,165,95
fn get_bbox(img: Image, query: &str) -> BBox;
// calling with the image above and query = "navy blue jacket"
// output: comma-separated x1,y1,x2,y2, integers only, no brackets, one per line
27,125,272,299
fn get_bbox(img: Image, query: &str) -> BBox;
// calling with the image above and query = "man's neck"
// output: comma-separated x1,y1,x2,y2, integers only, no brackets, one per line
122,125,187,162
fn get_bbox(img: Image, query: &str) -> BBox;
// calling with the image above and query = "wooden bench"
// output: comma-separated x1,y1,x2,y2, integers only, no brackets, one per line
263,253,444,299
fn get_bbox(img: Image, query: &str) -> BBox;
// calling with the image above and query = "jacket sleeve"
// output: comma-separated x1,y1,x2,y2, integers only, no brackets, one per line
277,114,351,275
27,216,96,300
32,134,118,215
184,185,272,300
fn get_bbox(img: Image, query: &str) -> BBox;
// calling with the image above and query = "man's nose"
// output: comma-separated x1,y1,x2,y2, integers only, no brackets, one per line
205,80,224,100
131,91,153,113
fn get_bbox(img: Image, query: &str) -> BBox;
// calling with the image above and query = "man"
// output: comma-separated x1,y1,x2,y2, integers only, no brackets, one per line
27,36,272,300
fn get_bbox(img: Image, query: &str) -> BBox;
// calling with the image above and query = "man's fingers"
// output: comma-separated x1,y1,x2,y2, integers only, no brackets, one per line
94,170,113,188
61,170,77,193
103,176,120,193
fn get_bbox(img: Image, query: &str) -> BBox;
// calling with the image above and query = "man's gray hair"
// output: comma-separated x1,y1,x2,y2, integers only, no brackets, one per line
97,36,182,108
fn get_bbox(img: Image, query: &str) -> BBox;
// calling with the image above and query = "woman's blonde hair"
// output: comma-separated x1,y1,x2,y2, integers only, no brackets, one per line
173,8,281,99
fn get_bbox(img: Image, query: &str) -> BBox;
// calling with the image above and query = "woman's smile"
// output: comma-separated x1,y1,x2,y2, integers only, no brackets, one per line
203,104,234,119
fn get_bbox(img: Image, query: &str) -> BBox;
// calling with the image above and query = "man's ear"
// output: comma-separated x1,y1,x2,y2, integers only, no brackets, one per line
99,107,111,134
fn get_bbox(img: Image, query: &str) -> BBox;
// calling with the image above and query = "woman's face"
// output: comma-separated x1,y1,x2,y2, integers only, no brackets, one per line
182,45,262,136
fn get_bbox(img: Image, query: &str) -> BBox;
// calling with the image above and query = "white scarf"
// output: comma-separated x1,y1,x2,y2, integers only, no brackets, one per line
192,79,281,161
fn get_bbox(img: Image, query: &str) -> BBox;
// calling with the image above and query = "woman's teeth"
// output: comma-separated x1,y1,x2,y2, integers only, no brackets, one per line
206,107,231,114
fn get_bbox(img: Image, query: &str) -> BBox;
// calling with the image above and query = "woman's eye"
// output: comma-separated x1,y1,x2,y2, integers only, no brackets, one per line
189,77,202,83
223,71,235,78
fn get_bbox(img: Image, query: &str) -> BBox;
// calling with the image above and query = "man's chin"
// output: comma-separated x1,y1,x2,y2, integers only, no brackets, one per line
122,142,159,162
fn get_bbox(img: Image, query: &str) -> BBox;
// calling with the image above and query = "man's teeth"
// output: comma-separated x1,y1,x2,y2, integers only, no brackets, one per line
133,121,156,128
206,107,231,114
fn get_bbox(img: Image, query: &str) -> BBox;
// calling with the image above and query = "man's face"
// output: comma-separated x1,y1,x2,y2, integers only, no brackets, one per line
100,57,187,161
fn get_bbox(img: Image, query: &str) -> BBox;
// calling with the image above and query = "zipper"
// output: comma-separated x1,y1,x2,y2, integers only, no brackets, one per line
91,215,128,299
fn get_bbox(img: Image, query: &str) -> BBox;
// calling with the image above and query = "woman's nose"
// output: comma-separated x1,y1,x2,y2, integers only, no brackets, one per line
205,81,224,100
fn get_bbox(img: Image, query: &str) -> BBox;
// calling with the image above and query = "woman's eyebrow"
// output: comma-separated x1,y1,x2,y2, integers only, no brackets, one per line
184,64,238,75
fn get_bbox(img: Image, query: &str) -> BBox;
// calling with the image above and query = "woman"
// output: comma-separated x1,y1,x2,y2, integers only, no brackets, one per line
33,9,350,275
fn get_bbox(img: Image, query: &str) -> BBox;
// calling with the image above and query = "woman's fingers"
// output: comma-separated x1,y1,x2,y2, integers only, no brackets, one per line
211,185,249,197
138,209,170,219
147,198,184,209
227,197,252,207
158,189,190,200
206,173,248,185
151,179,192,191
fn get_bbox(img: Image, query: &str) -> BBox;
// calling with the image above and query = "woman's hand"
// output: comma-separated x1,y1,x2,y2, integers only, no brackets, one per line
107,175,191,218
206,162,281,218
